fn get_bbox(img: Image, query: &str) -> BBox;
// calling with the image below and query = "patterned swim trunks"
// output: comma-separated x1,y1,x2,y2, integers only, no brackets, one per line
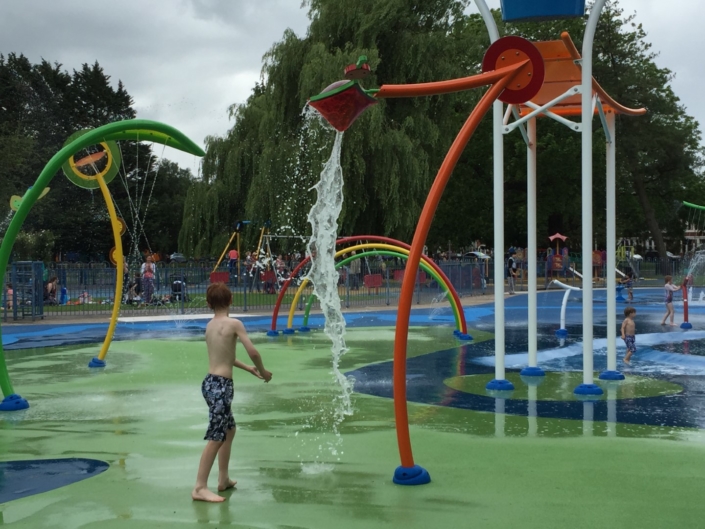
624,335,636,353
202,374,235,441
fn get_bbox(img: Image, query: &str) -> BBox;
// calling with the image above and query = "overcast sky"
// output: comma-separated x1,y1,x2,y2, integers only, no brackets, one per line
1,0,701,172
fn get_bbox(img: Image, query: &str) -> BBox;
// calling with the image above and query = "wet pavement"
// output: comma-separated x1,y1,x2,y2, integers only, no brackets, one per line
1,293,705,527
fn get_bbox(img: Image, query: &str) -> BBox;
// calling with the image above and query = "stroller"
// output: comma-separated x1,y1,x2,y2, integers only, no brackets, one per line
170,278,189,303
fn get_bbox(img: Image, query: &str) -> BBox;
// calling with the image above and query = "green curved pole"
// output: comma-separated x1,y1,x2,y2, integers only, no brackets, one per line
301,250,462,330
683,201,705,211
0,119,205,401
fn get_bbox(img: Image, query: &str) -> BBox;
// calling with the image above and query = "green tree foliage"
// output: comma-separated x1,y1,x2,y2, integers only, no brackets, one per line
181,0,703,257
0,54,193,261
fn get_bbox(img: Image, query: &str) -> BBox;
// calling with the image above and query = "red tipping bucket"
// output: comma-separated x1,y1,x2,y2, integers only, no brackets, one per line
309,80,378,132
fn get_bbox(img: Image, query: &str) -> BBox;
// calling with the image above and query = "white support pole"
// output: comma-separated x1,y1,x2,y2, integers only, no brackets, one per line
492,99,509,387
527,383,538,437
607,385,618,437
521,118,543,377
474,0,512,391
528,118,537,366
576,0,608,396
601,111,624,380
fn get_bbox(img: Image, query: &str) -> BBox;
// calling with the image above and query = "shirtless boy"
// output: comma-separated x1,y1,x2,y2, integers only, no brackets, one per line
192,282,272,503
621,306,637,364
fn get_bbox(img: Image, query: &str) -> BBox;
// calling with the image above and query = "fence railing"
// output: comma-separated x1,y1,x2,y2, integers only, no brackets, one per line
0,257,689,321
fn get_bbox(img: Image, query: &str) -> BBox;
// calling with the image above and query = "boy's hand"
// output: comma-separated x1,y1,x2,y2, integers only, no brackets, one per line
249,366,264,379
260,369,273,383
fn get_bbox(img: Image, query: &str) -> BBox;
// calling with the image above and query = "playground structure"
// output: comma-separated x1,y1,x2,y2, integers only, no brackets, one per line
0,120,205,411
309,0,645,484
267,236,470,339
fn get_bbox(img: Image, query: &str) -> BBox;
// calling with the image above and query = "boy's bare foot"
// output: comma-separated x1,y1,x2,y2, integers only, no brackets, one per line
192,486,226,502
218,479,237,491
670,323,678,327
623,357,630,365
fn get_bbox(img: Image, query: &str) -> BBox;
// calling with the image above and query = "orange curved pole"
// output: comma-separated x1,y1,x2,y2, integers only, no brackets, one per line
376,62,528,99
391,78,513,469
560,32,646,117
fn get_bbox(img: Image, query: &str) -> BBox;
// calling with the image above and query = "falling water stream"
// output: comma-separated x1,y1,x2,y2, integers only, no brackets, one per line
304,131,354,459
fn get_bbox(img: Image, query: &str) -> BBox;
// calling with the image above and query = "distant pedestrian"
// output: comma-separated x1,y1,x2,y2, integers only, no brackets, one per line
507,248,518,295
621,306,637,364
620,269,635,302
141,255,155,304
660,275,681,326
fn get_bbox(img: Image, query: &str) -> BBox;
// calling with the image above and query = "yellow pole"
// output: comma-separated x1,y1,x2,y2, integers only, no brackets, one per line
97,174,123,361
213,231,237,273
254,227,266,268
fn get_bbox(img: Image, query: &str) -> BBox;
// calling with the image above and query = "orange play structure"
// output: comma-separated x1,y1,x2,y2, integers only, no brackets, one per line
308,27,645,485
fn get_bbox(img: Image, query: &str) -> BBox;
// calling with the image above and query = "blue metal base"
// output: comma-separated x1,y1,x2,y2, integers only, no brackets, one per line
555,328,568,338
599,370,625,381
298,326,311,333
485,379,515,391
520,366,545,377
392,465,431,486
616,295,625,302
88,357,106,368
0,394,29,411
282,328,296,335
266,330,279,337
453,329,461,336
681,322,693,330
521,375,545,387
458,333,473,341
573,383,603,396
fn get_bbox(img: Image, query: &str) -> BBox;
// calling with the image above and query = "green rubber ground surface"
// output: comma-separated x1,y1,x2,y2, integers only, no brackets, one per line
1,326,705,528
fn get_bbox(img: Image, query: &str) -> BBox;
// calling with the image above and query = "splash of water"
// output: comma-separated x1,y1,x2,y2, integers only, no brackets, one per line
0,211,14,236
305,131,354,446
429,291,450,321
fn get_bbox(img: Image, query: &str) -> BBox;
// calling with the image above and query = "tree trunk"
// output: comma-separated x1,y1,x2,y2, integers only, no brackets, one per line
631,171,667,257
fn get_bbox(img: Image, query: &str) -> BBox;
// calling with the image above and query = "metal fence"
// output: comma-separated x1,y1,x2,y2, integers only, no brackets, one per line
0,256,688,321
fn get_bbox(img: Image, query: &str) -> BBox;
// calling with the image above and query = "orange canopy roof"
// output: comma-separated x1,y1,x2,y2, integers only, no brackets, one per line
517,33,646,118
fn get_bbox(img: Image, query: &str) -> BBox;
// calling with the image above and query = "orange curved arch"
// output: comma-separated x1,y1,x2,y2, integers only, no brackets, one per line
269,235,468,335
284,243,465,333
560,32,646,117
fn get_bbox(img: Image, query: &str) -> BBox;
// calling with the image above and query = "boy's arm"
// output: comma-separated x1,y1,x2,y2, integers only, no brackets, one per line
621,320,626,339
233,358,263,379
232,319,272,382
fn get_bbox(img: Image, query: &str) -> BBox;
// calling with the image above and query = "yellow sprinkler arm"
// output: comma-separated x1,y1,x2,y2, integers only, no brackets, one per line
94,174,124,364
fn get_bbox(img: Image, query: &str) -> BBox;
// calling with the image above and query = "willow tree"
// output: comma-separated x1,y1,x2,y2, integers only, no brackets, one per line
179,0,491,255
180,0,704,257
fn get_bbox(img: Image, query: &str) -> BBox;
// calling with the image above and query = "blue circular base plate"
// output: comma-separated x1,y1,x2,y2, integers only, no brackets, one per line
520,375,545,387
485,379,515,391
458,333,473,341
266,330,279,337
681,322,693,329
392,465,431,486
520,366,545,377
573,383,603,396
555,328,568,338
0,394,29,411
616,296,625,302
282,328,296,335
452,329,461,336
88,357,106,368
298,326,311,333
599,370,625,381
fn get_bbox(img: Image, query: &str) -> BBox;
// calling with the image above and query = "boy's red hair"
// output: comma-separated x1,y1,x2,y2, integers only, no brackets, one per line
207,282,232,310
